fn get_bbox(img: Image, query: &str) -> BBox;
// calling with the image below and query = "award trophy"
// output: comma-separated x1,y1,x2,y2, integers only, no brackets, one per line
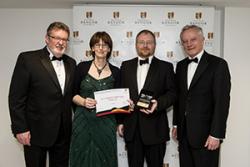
136,89,153,109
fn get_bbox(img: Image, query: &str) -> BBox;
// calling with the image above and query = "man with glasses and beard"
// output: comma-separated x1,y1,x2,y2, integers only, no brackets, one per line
9,22,76,167
118,29,176,167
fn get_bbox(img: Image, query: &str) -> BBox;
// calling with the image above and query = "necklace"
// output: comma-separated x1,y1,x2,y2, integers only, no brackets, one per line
93,61,107,77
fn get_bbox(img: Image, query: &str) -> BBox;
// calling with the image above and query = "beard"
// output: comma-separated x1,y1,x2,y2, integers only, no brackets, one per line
137,48,154,58
51,45,66,57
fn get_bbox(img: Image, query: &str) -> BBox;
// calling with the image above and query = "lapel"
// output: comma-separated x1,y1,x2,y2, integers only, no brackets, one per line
189,52,210,90
130,58,139,95
63,57,72,94
143,56,157,91
40,47,62,92
181,58,189,92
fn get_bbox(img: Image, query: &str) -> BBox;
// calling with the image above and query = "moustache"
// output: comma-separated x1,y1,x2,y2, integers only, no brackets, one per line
56,45,65,50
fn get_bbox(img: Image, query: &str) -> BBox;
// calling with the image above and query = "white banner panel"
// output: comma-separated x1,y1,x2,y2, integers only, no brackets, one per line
72,5,215,167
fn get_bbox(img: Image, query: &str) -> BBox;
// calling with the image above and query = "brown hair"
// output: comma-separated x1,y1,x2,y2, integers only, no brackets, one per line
89,31,113,59
47,22,70,37
136,29,156,44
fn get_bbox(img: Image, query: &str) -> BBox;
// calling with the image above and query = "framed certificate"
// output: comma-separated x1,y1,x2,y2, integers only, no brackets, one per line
94,88,131,116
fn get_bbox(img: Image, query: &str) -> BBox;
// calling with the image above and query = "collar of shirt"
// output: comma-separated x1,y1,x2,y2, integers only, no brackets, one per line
137,55,153,66
187,50,204,63
46,47,55,60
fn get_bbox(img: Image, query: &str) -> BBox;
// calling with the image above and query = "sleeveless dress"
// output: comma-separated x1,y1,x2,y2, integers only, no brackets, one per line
69,74,118,167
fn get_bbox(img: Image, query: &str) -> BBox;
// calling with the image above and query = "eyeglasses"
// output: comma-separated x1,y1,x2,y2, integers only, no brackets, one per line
48,35,69,43
181,38,198,46
94,43,109,49
137,40,155,46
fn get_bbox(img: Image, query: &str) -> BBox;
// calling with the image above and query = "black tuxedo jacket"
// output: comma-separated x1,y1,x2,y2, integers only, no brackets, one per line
119,56,176,145
173,51,231,148
9,47,76,147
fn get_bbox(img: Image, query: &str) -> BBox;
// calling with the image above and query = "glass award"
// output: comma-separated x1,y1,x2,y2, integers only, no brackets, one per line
136,89,153,109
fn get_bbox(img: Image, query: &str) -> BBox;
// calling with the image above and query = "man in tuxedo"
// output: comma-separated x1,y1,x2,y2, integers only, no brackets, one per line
8,22,76,167
172,25,231,167
117,30,176,167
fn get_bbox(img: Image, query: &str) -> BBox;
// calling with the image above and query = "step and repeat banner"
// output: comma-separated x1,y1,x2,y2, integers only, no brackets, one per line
72,5,215,167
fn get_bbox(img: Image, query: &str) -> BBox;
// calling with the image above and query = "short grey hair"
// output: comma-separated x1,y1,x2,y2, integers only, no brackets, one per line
180,25,204,40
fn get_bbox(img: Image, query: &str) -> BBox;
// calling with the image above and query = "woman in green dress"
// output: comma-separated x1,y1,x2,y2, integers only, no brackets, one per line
69,31,120,167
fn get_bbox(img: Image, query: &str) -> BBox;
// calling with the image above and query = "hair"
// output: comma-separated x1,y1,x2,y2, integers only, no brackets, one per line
46,22,70,37
136,29,156,44
180,24,204,40
89,31,113,59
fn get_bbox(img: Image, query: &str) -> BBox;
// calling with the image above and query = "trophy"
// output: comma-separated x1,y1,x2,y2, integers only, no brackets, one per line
136,89,154,109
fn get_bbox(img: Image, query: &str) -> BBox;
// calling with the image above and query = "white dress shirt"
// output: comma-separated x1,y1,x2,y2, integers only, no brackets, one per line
48,48,66,94
187,50,203,89
137,56,153,93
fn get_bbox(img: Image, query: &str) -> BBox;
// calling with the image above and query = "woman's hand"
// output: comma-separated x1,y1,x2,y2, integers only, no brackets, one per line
84,97,97,109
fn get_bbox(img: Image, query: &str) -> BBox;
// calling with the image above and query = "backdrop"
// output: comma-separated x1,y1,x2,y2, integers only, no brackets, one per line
72,5,215,167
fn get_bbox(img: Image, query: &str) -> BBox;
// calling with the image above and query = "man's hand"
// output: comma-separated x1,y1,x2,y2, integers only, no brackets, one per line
117,124,124,137
172,127,178,140
140,99,157,114
204,135,220,150
16,131,31,146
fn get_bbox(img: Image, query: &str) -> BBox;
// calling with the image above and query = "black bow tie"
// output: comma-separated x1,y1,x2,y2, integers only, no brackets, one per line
139,58,149,65
187,57,198,64
51,56,63,61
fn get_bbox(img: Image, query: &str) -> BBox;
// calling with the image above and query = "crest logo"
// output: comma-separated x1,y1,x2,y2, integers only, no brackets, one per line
85,50,92,57
195,12,202,19
207,32,214,39
113,11,120,19
140,12,147,18
73,31,79,38
126,31,133,38
112,51,119,57
168,12,174,19
86,11,92,18
167,51,174,58
154,32,160,38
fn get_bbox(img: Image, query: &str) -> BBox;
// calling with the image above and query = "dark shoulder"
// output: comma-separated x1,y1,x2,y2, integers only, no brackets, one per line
18,48,44,59
76,60,92,70
206,52,227,64
121,57,137,66
109,63,119,73
64,54,76,65
154,57,173,69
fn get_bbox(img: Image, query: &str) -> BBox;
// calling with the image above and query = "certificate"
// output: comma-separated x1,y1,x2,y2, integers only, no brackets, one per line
94,88,131,116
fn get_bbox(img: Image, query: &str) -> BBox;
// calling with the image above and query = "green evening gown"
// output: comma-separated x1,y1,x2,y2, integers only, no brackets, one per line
69,74,118,167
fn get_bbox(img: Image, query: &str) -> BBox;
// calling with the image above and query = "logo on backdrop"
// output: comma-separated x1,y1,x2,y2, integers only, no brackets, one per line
113,11,120,18
126,31,133,38
135,11,152,25
108,11,125,26
168,12,174,19
73,31,79,38
190,11,207,26
85,50,92,57
162,11,179,26
195,12,202,19
72,31,83,44
86,11,92,18
112,50,120,57
207,32,214,39
205,32,214,47
166,51,174,58
81,11,98,25
121,31,134,45
154,32,160,38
